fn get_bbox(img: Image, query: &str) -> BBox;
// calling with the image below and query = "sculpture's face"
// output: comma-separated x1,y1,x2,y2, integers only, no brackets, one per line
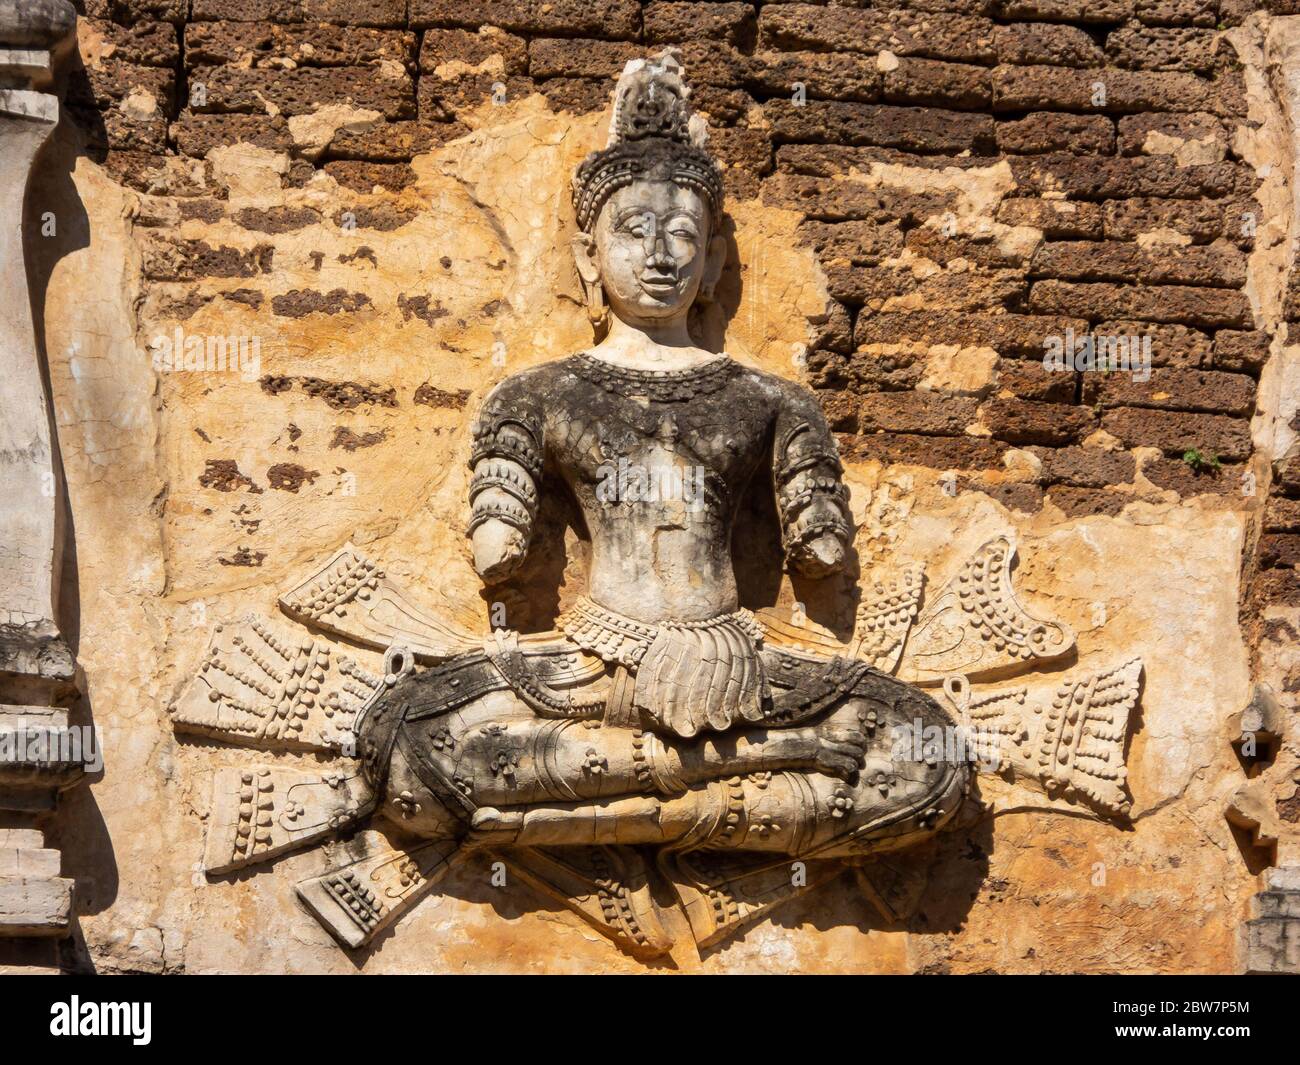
592,179,713,323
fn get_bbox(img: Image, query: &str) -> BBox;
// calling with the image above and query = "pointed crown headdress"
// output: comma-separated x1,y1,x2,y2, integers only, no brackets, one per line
571,51,724,234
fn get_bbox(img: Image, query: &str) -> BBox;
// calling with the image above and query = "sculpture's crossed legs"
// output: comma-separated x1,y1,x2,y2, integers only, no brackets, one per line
380,695,964,858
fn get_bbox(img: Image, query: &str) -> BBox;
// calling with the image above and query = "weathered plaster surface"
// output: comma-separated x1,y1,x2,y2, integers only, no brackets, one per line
34,64,1285,971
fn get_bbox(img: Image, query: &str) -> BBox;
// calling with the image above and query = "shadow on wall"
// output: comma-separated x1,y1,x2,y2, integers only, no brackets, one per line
300,802,993,971
24,56,118,973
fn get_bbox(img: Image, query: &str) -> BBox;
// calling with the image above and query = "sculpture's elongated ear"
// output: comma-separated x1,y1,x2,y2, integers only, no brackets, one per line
571,231,609,336
698,232,726,304
571,231,601,287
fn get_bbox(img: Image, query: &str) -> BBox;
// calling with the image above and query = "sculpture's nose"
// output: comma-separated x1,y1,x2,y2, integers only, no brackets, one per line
645,227,674,272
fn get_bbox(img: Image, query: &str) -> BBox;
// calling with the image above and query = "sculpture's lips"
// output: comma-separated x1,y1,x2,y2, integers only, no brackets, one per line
639,275,679,291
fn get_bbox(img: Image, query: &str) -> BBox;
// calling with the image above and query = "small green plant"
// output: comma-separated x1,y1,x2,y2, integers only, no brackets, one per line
1182,448,1222,472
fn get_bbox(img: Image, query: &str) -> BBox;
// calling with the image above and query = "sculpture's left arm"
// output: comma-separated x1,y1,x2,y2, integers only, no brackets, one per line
468,375,545,582
772,384,853,578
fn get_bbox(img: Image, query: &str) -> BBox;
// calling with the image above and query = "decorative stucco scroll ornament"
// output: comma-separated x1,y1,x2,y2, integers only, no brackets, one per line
171,53,1144,961
898,536,1075,684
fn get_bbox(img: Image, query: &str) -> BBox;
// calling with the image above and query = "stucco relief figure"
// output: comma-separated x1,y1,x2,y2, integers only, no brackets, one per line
176,53,1141,958
354,54,968,876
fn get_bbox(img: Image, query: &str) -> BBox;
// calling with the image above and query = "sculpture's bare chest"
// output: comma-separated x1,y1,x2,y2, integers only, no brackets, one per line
542,355,773,506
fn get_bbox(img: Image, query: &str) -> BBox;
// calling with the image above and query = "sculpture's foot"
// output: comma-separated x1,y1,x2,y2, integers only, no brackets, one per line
802,758,968,858
466,807,525,847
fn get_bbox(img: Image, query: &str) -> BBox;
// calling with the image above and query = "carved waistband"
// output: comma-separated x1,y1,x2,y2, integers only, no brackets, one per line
557,599,763,666
557,598,768,738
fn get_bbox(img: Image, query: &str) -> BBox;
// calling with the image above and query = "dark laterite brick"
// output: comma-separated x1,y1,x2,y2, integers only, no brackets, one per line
188,0,407,25
1116,111,1226,156
799,221,906,266
980,397,1095,445
996,198,1104,239
323,161,417,193
1263,538,1300,569
746,52,882,103
993,65,1239,117
171,113,294,157
187,64,414,119
853,310,1089,356
419,27,528,75
996,113,1114,155
84,19,179,66
1046,486,1131,517
763,173,953,223
1083,367,1256,416
839,431,1010,471
1028,280,1251,329
409,0,642,39
1035,446,1137,487
1139,455,1242,496
1030,241,1246,288
1101,197,1227,244
185,20,415,68
1106,26,1220,74
1094,320,1213,369
995,0,1134,21
994,22,1104,67
882,58,993,110
758,5,997,65
1265,497,1300,532
644,3,757,49
962,480,1045,513
997,357,1077,403
142,238,274,281
85,0,186,21
270,289,375,317
1136,0,1217,26
325,121,468,163
1214,330,1272,375
1102,407,1253,460
767,100,996,154
860,391,981,435
1008,154,1238,200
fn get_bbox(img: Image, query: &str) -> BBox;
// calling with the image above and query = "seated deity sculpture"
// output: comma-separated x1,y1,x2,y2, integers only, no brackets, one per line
173,51,1144,957
353,53,969,867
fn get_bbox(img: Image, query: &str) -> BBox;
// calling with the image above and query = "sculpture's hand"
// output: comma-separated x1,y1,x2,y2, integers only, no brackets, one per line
776,722,867,780
794,531,846,579
810,722,868,779
472,518,527,582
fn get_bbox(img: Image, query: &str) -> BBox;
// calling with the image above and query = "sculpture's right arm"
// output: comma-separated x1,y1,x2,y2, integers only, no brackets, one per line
467,378,544,582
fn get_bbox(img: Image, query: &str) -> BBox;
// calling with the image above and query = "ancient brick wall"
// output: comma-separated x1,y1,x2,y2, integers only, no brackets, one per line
72,1,1275,520
43,1,1300,972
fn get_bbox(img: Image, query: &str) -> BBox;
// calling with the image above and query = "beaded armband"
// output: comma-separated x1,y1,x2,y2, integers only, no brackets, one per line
467,395,544,541
774,422,852,561
469,457,539,513
468,404,544,481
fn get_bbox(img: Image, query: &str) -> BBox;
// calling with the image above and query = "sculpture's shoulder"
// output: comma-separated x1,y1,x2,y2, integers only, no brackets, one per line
728,360,826,417
481,358,578,411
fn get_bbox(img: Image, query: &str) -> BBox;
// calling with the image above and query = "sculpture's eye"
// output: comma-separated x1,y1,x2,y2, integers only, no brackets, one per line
621,211,656,239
